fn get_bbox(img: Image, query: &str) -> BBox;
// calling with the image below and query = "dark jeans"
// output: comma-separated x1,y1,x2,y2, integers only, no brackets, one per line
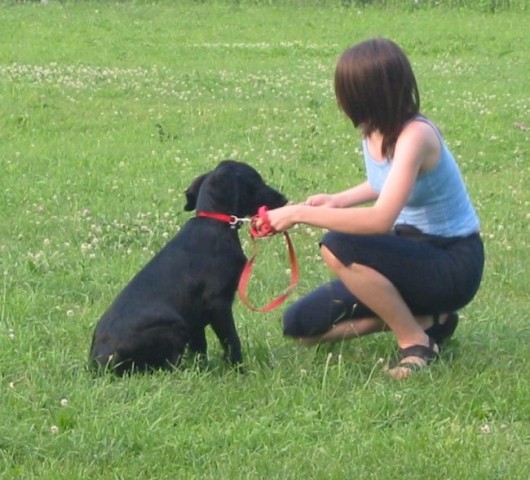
283,227,484,337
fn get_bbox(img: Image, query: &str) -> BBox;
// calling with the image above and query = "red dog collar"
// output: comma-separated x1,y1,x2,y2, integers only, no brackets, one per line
196,211,243,228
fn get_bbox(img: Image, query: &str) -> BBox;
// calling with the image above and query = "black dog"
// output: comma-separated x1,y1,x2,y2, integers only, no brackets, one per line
89,160,287,375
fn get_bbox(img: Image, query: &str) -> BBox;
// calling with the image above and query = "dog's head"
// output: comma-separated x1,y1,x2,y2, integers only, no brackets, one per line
184,160,287,217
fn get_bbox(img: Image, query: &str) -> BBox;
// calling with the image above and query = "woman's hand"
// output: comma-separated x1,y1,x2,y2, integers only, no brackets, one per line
264,194,336,232
304,193,336,207
265,204,302,232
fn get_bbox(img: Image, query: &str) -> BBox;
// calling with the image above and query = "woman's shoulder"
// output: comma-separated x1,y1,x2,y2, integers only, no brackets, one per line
396,117,442,172
398,117,440,149
402,115,439,137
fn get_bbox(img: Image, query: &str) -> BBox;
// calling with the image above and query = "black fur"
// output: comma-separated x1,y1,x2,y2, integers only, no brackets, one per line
89,160,287,375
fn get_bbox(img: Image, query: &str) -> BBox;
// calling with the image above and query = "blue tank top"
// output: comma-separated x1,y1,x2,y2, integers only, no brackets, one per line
363,117,480,237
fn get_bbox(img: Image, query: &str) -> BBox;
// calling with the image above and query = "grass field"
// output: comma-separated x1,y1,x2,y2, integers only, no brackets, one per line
1,1,529,478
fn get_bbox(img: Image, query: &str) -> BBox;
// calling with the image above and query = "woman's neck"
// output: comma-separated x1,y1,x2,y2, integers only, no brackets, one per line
365,131,386,162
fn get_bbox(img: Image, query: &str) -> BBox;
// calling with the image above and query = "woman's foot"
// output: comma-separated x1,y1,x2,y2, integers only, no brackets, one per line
386,336,440,380
425,312,459,346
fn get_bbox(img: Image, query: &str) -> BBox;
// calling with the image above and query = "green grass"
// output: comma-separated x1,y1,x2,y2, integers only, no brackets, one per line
1,1,529,478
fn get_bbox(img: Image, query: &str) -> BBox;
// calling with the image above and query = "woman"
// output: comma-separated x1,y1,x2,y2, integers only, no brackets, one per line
266,37,484,379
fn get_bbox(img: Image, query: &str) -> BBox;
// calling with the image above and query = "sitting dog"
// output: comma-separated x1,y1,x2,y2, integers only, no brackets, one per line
89,160,287,375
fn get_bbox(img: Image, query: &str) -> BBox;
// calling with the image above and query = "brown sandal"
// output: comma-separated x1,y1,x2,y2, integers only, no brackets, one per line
387,337,439,380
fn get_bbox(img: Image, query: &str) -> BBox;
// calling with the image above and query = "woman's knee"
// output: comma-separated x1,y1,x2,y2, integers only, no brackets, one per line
320,244,344,273
321,244,368,280
283,293,333,338
283,280,358,338
283,302,309,337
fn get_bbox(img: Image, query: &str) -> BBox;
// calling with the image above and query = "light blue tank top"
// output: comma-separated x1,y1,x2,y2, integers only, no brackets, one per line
363,117,480,237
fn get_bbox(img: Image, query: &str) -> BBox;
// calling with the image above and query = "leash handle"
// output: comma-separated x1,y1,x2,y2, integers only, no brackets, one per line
238,231,299,312
249,206,276,238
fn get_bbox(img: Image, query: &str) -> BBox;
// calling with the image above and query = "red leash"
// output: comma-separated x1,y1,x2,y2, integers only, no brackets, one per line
238,207,299,312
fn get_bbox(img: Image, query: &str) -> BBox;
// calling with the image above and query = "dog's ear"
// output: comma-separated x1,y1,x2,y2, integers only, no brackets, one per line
197,167,238,211
184,172,209,211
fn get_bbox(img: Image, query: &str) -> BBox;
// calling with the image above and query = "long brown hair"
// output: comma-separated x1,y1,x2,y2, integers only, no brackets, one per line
334,38,420,159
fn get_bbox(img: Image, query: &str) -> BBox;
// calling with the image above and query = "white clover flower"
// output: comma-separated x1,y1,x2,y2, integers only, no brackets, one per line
480,424,491,434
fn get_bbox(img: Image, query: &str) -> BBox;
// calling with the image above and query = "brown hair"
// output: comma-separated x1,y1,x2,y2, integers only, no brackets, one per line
334,38,420,159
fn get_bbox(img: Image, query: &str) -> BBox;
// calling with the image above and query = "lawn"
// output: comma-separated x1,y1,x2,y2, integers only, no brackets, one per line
0,1,529,478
